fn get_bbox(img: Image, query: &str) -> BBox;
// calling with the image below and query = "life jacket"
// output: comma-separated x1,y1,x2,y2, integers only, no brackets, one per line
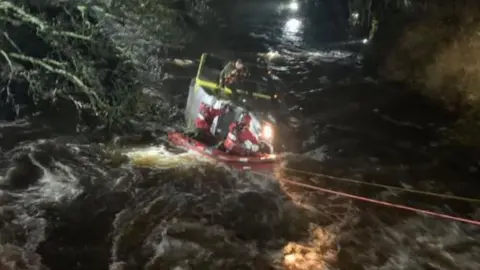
195,102,212,130
209,115,220,136
224,122,258,155
224,122,242,154
195,102,226,131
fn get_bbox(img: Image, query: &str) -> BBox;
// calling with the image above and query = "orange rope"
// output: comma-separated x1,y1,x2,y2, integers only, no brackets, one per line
283,167,480,203
279,177,480,226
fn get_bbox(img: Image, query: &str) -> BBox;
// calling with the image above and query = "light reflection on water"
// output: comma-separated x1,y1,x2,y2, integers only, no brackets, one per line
288,2,299,11
283,18,303,45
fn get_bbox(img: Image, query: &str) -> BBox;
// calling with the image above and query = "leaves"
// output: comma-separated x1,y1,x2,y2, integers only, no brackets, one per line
0,0,210,128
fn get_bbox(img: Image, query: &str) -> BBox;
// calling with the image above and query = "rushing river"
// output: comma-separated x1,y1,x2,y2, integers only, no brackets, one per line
1,1,479,270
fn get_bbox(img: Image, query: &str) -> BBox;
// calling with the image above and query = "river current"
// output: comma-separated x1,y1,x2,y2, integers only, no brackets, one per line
0,1,479,270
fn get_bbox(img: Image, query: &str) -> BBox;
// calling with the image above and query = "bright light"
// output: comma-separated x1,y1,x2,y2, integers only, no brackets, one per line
362,38,368,44
284,253,297,264
352,12,359,19
284,18,301,34
289,2,298,11
262,125,273,139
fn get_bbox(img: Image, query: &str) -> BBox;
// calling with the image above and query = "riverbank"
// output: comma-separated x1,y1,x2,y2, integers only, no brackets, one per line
364,1,480,147
0,0,214,133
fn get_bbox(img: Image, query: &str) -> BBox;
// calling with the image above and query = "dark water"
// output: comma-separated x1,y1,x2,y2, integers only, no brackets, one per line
1,1,480,270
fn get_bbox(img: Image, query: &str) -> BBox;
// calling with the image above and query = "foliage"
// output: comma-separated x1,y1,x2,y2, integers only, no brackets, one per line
0,0,209,129
375,2,480,146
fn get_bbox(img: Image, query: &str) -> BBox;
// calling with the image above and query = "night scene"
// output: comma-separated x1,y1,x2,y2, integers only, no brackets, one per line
0,0,479,269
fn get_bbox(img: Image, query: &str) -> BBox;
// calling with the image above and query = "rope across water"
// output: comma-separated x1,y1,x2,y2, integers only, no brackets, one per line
283,167,480,203
252,167,480,226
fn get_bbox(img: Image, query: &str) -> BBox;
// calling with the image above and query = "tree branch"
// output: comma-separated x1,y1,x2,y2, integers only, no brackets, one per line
0,1,92,41
7,52,106,111
0,49,13,101
3,31,23,53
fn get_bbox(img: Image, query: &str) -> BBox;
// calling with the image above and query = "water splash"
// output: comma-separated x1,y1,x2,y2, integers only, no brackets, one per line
125,145,212,169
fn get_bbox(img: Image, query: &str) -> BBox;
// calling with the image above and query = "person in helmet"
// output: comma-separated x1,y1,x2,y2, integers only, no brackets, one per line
219,59,249,100
223,112,260,156
192,100,230,144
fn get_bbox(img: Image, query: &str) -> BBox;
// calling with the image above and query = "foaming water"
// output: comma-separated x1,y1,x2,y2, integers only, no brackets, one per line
0,107,479,270
125,145,216,170
27,153,82,203
1,2,479,270
109,161,312,269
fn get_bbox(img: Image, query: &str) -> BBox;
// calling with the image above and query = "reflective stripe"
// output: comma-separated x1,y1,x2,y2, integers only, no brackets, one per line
227,133,237,141
210,115,219,135
239,158,248,162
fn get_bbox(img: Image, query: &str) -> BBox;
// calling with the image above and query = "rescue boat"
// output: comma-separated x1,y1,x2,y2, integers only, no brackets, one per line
167,131,278,171
167,53,303,171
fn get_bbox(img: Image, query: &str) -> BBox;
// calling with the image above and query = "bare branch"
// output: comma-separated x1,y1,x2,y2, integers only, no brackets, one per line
0,1,46,29
0,49,13,100
0,1,92,41
3,31,23,53
7,52,106,111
